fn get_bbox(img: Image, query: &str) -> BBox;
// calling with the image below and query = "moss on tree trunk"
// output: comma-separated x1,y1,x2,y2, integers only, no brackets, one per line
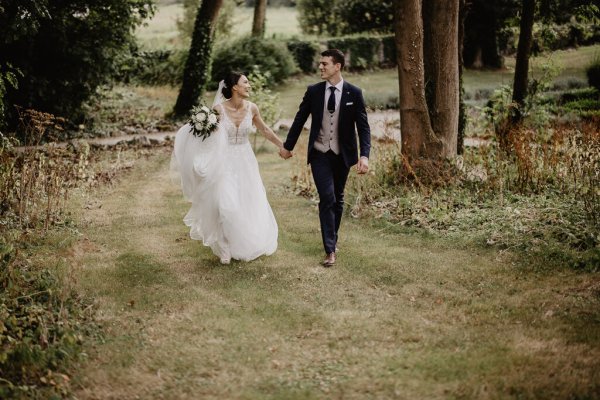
172,0,224,118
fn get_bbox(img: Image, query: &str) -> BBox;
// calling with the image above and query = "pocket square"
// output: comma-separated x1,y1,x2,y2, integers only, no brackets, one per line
345,102,354,105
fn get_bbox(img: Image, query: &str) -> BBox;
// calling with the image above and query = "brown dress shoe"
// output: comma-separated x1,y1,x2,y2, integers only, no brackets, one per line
322,252,336,267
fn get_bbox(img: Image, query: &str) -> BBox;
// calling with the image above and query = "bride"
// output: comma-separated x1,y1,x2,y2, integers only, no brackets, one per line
171,72,288,264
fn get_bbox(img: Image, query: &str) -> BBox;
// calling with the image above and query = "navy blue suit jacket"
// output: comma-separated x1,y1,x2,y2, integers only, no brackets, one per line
283,81,371,168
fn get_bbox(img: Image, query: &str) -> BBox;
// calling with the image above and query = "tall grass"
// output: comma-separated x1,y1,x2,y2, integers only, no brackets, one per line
0,109,94,398
291,119,600,270
0,109,151,398
0,110,90,231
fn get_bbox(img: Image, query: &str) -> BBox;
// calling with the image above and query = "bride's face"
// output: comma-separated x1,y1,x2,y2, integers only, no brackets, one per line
234,75,251,98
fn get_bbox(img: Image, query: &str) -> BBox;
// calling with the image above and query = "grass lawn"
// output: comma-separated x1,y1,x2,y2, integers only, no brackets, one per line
231,6,301,39
136,3,183,49
70,145,599,399
136,5,301,49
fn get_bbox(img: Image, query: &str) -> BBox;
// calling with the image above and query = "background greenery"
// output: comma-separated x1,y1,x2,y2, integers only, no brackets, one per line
0,1,599,398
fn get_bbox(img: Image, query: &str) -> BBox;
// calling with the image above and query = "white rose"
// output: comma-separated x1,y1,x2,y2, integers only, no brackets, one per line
208,114,217,124
194,123,202,131
197,113,206,122
201,106,209,113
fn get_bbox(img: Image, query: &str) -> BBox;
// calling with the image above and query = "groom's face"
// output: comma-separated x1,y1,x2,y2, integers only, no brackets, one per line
319,56,340,80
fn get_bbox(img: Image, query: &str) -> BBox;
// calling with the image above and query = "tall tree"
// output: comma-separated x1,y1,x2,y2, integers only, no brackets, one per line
394,0,461,161
173,0,224,117
511,0,536,123
423,0,460,158
463,0,508,69
394,0,438,160
252,0,267,37
457,0,467,154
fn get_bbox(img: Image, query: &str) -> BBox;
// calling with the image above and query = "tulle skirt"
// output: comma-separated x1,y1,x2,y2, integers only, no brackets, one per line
171,124,278,261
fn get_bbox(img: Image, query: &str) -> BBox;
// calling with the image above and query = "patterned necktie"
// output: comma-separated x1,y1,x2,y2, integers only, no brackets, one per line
327,86,336,114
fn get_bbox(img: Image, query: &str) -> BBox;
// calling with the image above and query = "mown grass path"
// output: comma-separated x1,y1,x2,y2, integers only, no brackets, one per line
72,148,599,399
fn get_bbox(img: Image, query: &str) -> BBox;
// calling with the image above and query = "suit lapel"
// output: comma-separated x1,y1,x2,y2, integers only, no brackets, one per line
314,82,326,126
338,81,350,126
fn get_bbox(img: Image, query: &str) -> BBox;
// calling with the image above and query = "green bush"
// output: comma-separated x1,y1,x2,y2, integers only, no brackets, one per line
563,98,600,111
381,35,397,67
587,56,600,91
211,36,298,88
248,68,280,128
116,49,186,86
556,87,600,119
297,0,338,35
559,87,598,103
287,38,320,73
0,66,20,129
115,33,399,88
297,0,393,36
334,0,394,35
0,242,91,399
327,36,383,70
0,0,155,132
0,134,95,398
501,20,600,55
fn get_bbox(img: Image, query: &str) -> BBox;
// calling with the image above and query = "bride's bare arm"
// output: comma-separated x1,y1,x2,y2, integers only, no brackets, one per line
212,104,223,121
251,103,284,149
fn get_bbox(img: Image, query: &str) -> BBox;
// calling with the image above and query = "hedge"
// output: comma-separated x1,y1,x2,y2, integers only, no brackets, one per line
500,20,600,55
286,38,320,73
210,36,298,88
290,34,396,71
115,49,186,86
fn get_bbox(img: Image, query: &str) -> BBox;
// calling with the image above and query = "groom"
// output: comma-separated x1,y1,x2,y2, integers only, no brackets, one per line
280,49,371,267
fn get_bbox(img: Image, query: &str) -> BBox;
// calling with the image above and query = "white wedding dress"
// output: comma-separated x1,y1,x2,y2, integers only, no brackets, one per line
171,101,278,261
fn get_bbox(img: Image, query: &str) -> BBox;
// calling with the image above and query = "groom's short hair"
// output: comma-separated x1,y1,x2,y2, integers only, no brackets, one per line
321,49,345,69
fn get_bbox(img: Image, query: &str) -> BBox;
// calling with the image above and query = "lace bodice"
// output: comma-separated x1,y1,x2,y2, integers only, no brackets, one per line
218,102,253,145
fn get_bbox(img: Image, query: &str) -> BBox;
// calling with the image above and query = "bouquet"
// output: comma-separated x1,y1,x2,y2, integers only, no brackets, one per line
189,103,219,141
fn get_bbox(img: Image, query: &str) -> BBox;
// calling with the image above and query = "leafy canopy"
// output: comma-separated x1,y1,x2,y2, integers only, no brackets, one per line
0,0,154,131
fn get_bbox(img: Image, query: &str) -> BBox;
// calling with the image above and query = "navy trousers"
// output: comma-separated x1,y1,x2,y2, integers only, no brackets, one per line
309,150,350,254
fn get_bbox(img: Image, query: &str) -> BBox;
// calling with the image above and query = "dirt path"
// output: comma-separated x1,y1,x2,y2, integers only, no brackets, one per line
23,111,489,150
71,148,599,399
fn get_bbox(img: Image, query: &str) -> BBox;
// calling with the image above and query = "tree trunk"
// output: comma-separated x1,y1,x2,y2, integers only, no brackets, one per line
172,0,224,117
511,0,536,122
457,0,467,155
463,0,504,69
394,0,437,160
423,0,460,159
252,0,267,37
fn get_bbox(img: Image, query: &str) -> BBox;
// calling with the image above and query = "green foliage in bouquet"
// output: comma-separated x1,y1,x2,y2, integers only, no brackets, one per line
189,103,219,141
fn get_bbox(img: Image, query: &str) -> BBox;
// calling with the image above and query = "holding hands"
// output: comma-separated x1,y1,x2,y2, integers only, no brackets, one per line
279,147,293,160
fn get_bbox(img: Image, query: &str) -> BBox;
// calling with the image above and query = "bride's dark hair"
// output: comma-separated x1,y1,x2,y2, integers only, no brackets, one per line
222,71,244,99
